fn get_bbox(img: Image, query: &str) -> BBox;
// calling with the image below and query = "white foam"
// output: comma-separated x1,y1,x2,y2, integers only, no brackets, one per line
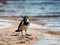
29,23,47,29
0,22,12,29
0,19,16,22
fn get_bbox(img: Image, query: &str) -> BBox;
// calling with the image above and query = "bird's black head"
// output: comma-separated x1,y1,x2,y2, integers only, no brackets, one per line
23,16,29,26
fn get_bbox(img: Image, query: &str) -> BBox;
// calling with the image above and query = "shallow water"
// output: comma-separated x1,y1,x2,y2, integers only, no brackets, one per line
32,17,60,45
37,17,60,31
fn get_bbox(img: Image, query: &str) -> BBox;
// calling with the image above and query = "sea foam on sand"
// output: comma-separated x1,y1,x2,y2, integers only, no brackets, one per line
0,22,12,29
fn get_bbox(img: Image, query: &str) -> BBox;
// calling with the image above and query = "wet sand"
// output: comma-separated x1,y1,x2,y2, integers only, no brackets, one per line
0,17,60,45
0,18,42,45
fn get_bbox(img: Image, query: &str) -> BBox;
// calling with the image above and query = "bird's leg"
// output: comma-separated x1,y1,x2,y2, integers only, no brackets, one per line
20,30,24,43
21,30,23,38
25,30,27,36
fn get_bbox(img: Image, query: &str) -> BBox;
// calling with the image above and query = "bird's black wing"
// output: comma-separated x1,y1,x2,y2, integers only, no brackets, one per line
15,21,22,32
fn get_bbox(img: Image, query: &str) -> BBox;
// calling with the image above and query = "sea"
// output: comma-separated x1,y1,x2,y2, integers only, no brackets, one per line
0,0,60,16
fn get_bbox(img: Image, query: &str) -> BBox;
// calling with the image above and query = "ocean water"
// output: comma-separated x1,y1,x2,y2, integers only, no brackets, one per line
37,17,60,31
0,0,60,16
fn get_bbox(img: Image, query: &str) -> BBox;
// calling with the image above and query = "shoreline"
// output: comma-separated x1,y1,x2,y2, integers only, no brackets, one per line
0,16,59,20
0,18,60,45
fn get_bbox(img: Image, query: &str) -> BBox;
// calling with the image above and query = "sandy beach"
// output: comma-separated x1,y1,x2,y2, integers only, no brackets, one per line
0,17,42,45
0,17,60,45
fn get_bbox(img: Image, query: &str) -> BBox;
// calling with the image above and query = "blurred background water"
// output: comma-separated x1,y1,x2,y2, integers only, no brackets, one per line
0,0,60,31
37,17,60,31
0,0,60,16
